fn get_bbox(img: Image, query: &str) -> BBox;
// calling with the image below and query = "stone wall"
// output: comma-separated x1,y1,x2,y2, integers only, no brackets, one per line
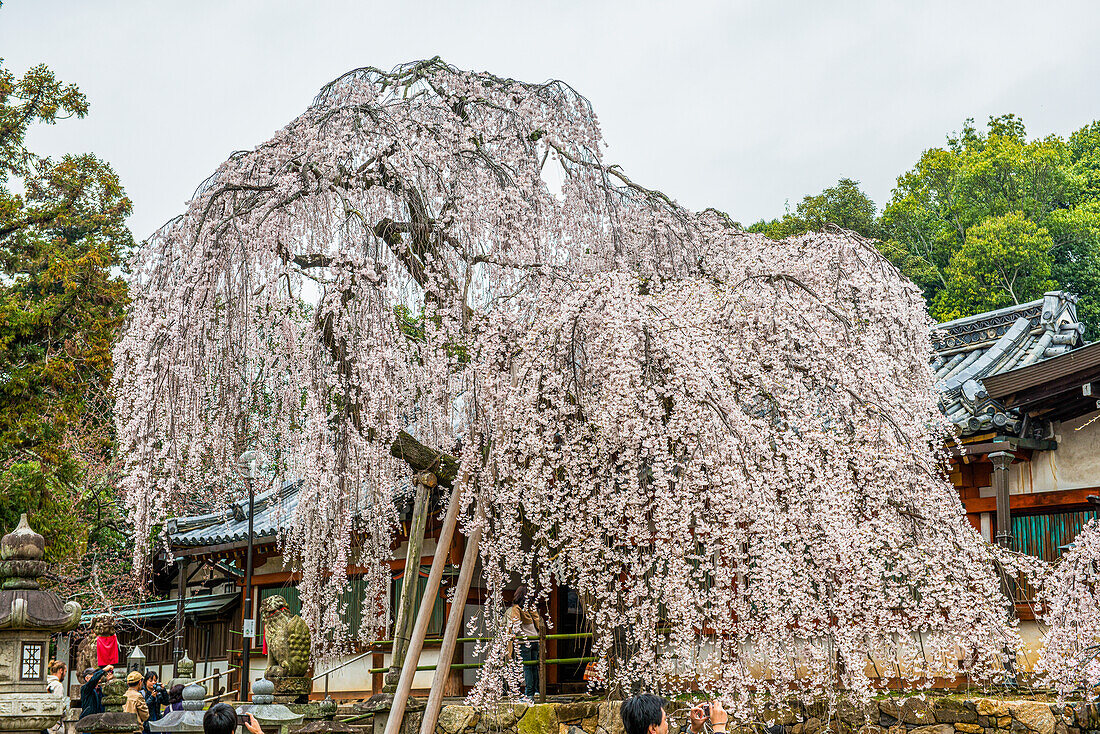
433,697,1100,734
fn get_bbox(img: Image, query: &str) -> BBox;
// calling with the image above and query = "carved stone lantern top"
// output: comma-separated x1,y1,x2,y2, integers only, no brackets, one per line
0,514,82,631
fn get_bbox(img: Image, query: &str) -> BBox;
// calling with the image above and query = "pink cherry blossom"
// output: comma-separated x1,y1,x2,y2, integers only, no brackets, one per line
114,59,1030,710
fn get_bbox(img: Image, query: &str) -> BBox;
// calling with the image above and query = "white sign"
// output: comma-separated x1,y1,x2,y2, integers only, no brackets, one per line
242,619,257,640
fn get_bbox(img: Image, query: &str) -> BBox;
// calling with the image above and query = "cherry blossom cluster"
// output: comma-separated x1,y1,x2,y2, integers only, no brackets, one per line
1038,518,1100,697
114,59,1023,702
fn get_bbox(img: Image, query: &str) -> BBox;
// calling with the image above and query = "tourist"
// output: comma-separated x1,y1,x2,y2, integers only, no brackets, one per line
620,694,727,734
203,703,264,734
79,664,113,721
123,671,150,729
142,671,169,730
46,660,66,700
505,585,542,698
167,684,184,712
46,661,67,734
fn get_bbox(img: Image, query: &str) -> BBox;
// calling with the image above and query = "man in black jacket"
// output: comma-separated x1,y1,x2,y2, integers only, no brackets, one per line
78,664,114,721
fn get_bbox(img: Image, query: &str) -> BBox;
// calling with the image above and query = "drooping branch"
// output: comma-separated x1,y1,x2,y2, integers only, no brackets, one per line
390,431,458,488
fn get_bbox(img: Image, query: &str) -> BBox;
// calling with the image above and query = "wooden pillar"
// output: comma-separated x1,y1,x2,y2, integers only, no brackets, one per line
990,451,1014,549
174,556,186,668
384,481,464,734
384,471,435,693
418,507,483,734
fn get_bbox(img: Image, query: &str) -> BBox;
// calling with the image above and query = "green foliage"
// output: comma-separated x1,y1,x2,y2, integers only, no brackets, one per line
877,114,1093,326
0,55,133,588
756,115,1100,337
1046,201,1100,333
748,178,880,241
934,212,1056,320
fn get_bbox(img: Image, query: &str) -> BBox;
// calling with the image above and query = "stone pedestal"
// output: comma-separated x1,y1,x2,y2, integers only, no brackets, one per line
148,681,208,732
286,700,338,723
271,676,312,704
353,694,424,734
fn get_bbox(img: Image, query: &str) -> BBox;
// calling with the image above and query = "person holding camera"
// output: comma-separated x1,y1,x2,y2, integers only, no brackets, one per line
621,694,728,734
203,704,264,734
79,664,114,721
141,671,169,730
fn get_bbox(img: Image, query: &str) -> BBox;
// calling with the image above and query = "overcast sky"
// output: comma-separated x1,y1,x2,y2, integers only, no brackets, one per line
3,0,1099,241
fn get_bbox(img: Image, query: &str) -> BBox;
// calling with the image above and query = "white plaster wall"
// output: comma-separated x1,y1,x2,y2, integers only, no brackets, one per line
1011,410,1100,493
249,648,442,694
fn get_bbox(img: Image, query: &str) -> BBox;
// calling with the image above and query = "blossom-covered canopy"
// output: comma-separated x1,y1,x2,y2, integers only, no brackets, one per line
115,59,1021,707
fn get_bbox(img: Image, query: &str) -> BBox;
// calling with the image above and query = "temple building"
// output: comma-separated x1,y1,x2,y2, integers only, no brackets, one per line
931,291,1100,637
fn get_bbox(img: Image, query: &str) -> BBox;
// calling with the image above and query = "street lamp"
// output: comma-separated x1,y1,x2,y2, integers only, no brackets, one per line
235,450,266,703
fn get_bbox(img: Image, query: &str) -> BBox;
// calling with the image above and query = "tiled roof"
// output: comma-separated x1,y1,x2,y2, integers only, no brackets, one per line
81,592,238,624
166,477,418,551
166,479,302,548
931,291,1087,435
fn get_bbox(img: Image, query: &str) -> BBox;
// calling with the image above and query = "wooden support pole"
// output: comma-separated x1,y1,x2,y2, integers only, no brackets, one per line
418,507,483,734
384,481,464,734
384,472,436,693
174,557,186,668
538,621,547,703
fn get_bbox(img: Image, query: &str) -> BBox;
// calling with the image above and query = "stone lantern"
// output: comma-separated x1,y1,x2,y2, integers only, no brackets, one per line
0,514,82,734
237,678,304,734
127,645,146,674
148,681,208,733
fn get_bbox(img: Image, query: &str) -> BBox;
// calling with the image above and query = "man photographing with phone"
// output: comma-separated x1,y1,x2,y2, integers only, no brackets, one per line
621,694,728,734
203,703,264,734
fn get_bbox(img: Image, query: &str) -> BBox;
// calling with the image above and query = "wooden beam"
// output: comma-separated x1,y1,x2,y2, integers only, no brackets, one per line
962,486,1100,514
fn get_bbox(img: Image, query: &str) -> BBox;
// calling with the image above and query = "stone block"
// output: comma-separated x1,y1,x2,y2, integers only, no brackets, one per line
476,705,525,732
761,708,798,727
837,701,875,727
792,718,822,734
582,717,598,733
996,717,1011,728
557,705,599,724
598,703,625,734
519,705,560,734
856,726,885,734
901,700,935,726
975,702,1011,719
933,700,978,725
438,706,478,734
1013,703,1055,734
910,725,954,734
955,724,983,734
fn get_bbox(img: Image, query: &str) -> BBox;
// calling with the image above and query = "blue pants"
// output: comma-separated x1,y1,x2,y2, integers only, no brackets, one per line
519,642,539,696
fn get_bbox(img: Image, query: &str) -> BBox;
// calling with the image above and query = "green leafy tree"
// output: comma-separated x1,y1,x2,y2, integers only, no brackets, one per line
0,56,134,597
1045,200,1100,334
880,114,1088,323
749,178,880,240
934,211,1056,320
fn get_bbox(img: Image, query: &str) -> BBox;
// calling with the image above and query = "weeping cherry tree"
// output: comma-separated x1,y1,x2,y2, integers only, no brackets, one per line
114,58,1026,710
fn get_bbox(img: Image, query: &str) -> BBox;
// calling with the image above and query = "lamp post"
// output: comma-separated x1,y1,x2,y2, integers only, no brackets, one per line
235,450,266,703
